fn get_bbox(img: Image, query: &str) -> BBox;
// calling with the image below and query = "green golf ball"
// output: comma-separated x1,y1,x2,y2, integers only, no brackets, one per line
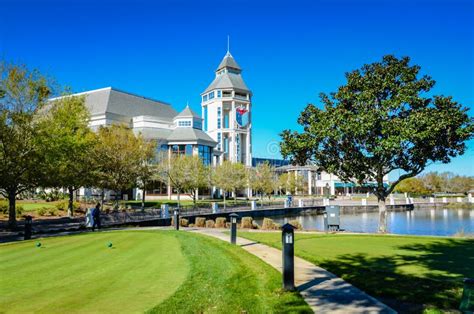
36,242,41,247
107,242,113,248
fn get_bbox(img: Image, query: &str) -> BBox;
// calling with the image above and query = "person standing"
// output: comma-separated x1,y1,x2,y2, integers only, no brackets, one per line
92,203,101,231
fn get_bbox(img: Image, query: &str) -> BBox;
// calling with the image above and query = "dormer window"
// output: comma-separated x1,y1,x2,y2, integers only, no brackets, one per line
177,120,192,127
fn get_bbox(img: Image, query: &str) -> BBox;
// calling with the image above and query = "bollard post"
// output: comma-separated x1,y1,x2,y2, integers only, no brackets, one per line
174,209,179,230
282,223,296,291
323,211,328,232
229,213,238,244
24,215,32,240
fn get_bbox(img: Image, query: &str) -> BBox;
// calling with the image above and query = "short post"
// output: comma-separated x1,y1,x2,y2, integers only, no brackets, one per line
174,209,179,230
24,216,32,240
229,213,238,244
459,278,474,312
361,198,367,206
211,202,219,213
457,197,463,203
282,223,295,291
443,197,448,203
250,200,257,210
429,197,435,203
323,211,328,232
298,199,303,207
161,204,169,218
389,197,395,206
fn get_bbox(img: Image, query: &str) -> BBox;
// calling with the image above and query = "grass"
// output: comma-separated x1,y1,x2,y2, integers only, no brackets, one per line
16,201,57,211
0,230,310,313
237,232,474,313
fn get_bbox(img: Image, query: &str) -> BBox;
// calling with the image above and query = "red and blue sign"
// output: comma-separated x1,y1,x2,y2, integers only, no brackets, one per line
236,107,249,127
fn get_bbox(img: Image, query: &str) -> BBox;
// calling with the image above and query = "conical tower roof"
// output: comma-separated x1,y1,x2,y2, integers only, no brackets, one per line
216,52,241,72
174,104,200,120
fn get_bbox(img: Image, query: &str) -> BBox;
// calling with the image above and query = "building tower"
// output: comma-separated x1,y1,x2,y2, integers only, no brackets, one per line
201,51,252,166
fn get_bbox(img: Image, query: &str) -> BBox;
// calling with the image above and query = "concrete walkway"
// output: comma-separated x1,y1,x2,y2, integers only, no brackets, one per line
191,228,395,314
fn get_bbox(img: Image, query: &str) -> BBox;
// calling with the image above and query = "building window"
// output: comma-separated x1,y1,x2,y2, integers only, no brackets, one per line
203,94,208,102
217,133,221,150
223,90,232,97
185,144,193,155
217,107,221,116
208,91,215,100
178,120,191,127
198,145,211,165
224,114,229,128
317,172,322,180
193,118,202,130
203,106,208,131
217,118,221,129
171,145,185,155
217,90,222,98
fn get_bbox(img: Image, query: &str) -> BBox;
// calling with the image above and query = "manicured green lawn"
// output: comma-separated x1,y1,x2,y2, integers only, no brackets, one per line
16,202,57,211
238,232,474,313
0,230,310,313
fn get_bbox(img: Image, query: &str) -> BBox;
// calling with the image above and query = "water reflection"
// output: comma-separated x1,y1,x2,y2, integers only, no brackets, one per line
254,208,473,236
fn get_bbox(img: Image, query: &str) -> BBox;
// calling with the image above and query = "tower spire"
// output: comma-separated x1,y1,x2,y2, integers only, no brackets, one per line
227,35,230,54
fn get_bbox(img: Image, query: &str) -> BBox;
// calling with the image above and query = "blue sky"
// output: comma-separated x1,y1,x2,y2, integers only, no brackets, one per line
1,0,473,179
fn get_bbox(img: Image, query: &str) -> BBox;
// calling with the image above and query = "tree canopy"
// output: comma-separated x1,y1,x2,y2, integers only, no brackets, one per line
0,62,54,228
281,55,473,232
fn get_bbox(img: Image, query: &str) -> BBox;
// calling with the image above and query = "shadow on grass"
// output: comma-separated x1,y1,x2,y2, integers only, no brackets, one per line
316,238,474,313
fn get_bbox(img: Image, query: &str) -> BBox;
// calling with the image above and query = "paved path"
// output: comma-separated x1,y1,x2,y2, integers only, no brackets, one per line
190,228,395,314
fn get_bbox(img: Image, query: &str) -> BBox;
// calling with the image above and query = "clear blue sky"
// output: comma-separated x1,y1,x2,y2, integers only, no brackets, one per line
1,0,473,179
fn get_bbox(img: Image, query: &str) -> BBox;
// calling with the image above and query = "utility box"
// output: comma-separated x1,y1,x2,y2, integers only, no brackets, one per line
324,205,340,231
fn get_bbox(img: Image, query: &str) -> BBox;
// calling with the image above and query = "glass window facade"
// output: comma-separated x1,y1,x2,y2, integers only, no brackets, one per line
171,144,193,156
203,106,208,131
198,145,212,165
208,91,215,99
203,94,208,102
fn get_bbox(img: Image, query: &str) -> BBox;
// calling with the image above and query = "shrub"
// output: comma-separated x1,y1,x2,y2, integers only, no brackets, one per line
241,217,253,229
225,222,231,228
252,221,260,229
262,218,277,230
56,200,81,211
205,220,215,228
195,217,206,227
48,208,59,216
289,220,303,230
0,202,24,217
37,207,48,216
16,206,24,217
0,201,8,214
215,217,227,228
189,223,195,227
180,218,189,227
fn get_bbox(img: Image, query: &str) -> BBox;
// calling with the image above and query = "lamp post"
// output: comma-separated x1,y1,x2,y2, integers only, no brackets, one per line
174,209,179,230
282,223,296,291
230,213,238,244
24,216,32,240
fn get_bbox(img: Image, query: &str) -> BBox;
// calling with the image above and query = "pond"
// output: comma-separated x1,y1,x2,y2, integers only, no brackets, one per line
254,208,474,236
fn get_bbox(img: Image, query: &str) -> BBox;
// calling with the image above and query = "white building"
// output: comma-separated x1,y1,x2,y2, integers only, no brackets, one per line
50,87,218,201
201,51,252,166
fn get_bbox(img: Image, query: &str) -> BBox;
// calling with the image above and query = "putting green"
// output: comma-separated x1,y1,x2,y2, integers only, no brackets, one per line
0,230,311,313
0,231,188,313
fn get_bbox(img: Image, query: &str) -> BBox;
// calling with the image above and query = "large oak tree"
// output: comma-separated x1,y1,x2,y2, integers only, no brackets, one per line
280,55,473,232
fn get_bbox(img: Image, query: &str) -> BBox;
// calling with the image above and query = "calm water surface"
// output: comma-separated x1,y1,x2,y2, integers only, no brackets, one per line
255,208,474,236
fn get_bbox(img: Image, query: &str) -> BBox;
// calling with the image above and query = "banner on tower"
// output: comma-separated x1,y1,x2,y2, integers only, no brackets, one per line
236,107,249,127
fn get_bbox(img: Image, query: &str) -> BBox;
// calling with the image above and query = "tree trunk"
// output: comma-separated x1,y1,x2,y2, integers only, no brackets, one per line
114,190,119,209
177,190,180,209
8,189,17,230
68,186,74,217
101,189,105,208
377,196,387,233
141,188,146,212
223,191,226,210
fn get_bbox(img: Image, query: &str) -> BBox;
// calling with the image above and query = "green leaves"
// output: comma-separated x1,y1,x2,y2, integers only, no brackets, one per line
280,55,473,198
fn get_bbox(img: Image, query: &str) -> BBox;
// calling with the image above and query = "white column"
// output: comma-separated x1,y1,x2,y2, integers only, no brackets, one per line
308,171,312,195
